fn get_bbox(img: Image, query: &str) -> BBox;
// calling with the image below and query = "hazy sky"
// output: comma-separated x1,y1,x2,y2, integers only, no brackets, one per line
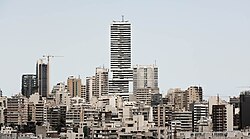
0,1,250,97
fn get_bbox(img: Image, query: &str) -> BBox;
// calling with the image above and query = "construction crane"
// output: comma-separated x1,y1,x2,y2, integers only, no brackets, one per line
237,86,250,89
42,55,63,95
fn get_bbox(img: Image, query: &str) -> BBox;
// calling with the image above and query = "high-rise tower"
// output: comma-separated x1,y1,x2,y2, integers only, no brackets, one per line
95,67,109,98
36,59,48,98
109,18,133,100
67,76,82,98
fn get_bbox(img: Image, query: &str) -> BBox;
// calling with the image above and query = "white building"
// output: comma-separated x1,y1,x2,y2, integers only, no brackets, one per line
86,76,96,102
133,64,158,91
192,102,209,132
109,19,133,101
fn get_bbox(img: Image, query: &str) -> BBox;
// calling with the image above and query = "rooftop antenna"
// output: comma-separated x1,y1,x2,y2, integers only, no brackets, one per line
122,15,124,22
217,93,219,105
154,60,157,66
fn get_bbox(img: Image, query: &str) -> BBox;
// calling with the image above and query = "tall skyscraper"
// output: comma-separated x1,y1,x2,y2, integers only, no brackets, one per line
21,74,38,98
36,59,48,98
67,76,82,97
109,18,133,100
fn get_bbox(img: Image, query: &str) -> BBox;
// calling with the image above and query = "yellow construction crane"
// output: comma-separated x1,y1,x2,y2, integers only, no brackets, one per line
42,54,63,95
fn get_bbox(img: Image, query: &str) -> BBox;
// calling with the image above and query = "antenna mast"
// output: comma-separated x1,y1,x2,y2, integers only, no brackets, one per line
122,15,124,22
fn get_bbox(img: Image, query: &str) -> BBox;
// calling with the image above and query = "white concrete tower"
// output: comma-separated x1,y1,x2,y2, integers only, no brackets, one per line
109,17,133,100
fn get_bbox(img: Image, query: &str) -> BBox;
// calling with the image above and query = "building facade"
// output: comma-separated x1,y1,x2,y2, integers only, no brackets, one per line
186,86,203,110
239,91,250,130
6,94,29,126
167,88,187,111
95,67,109,98
21,74,38,98
212,104,233,132
67,76,82,98
172,111,192,132
109,19,133,100
191,102,208,132
36,59,48,98
86,76,96,102
133,64,158,91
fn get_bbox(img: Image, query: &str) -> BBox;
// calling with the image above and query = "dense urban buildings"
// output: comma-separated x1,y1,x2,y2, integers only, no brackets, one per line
0,18,250,139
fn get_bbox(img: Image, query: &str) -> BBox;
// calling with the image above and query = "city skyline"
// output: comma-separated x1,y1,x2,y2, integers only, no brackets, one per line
1,1,250,96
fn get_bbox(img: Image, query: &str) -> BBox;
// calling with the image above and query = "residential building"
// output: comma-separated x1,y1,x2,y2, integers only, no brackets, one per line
191,102,208,132
186,86,203,110
152,104,172,127
208,96,224,115
135,88,159,106
167,88,187,111
95,67,109,98
51,82,67,94
133,64,158,91
0,96,7,125
46,105,66,132
172,111,192,132
86,76,96,102
81,84,86,99
212,104,233,132
230,96,240,130
35,100,44,125
6,94,29,126
67,76,82,97
27,102,35,122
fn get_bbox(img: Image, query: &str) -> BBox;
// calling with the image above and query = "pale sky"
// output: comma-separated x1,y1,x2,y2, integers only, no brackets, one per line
0,1,250,97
